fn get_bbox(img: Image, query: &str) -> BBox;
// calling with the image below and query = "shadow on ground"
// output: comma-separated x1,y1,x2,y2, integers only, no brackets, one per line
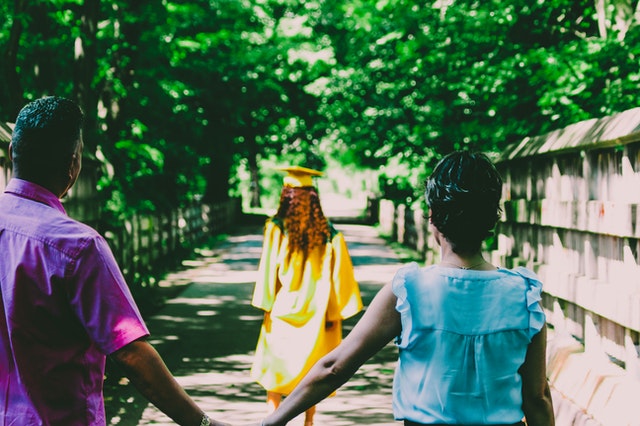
105,224,403,426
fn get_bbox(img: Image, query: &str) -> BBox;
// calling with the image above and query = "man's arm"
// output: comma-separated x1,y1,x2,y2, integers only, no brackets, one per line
110,339,229,426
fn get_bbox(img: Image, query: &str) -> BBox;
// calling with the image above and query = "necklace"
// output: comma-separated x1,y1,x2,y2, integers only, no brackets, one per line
440,259,487,270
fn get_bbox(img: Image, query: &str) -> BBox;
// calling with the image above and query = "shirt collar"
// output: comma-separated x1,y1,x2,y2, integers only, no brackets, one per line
4,178,67,215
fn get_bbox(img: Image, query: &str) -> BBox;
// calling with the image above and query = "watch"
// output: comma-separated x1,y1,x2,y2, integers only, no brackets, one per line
199,414,211,426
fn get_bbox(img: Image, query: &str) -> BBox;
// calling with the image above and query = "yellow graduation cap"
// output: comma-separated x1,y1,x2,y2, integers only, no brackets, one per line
276,165,323,187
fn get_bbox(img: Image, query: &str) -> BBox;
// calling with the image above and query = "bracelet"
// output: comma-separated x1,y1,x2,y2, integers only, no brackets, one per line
199,413,211,426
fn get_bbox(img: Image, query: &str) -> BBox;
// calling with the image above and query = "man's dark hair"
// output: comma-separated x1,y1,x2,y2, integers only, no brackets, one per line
425,150,503,254
11,96,84,181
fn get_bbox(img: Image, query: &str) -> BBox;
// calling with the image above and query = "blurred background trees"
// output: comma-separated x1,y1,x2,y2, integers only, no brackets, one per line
2,0,640,214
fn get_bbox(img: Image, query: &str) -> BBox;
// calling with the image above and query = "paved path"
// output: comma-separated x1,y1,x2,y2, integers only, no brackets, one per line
105,224,408,426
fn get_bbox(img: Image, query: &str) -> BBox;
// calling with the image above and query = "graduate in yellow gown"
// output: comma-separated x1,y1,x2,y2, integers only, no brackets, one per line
250,166,363,426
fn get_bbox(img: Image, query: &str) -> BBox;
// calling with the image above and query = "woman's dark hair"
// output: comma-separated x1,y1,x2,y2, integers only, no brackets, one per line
275,186,331,255
425,151,503,254
11,96,84,181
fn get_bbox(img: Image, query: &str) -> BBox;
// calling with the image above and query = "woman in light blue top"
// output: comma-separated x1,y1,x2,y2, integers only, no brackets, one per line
255,151,555,426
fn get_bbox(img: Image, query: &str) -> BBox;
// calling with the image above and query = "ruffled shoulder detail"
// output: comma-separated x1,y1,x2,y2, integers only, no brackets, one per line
391,262,421,306
512,266,546,340
391,262,422,348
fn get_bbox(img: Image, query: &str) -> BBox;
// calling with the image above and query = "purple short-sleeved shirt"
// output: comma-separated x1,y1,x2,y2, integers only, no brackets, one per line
0,179,149,425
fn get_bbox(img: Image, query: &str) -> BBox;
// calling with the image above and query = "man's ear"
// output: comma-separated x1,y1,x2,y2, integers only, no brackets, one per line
68,153,80,180
8,142,13,162
68,154,76,176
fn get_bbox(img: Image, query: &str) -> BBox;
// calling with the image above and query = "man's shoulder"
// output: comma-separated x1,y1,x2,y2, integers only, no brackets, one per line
42,213,103,257
0,198,102,258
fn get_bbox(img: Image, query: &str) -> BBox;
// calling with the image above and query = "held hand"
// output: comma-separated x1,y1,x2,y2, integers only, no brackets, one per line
206,415,232,426
239,419,274,426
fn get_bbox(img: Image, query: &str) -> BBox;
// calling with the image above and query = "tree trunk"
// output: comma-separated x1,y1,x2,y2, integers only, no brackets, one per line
595,0,640,40
2,0,26,118
203,155,232,203
30,3,57,96
202,116,233,203
248,153,261,208
74,0,101,154
612,0,637,40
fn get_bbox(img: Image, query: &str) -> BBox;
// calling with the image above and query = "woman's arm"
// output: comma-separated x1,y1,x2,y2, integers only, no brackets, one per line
262,283,402,426
519,324,555,426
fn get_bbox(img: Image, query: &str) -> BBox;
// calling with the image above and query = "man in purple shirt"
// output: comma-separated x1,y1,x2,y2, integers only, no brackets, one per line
0,96,229,426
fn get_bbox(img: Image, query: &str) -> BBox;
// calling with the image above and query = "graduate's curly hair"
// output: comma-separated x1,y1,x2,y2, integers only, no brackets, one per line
426,151,503,254
275,186,331,255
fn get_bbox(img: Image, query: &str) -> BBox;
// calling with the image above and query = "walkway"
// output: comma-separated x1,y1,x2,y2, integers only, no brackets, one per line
104,223,408,426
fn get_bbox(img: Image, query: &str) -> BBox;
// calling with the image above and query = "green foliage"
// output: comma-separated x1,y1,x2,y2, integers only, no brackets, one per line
302,0,640,201
2,0,640,212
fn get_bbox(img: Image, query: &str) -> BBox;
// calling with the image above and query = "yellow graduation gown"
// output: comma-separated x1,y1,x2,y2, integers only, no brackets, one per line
250,219,363,395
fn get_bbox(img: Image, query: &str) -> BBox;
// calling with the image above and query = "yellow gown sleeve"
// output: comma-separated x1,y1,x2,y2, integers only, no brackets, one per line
327,231,363,321
251,220,283,311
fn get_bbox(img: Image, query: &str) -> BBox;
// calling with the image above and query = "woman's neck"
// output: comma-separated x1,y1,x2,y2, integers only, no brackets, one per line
439,248,494,270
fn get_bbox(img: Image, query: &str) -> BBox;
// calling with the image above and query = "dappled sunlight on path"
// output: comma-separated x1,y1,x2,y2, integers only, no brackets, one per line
105,224,404,425
341,224,408,286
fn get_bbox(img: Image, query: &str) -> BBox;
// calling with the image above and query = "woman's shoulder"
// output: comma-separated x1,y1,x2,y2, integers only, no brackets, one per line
328,220,340,239
499,266,546,337
395,261,423,277
267,216,283,228
500,266,543,289
391,262,439,290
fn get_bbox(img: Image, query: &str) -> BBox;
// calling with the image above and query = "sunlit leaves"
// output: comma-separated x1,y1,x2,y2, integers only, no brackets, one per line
114,140,164,177
303,0,640,204
3,0,640,210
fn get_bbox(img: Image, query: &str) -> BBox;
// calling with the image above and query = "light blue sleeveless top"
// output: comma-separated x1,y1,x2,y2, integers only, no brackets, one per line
391,263,545,424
